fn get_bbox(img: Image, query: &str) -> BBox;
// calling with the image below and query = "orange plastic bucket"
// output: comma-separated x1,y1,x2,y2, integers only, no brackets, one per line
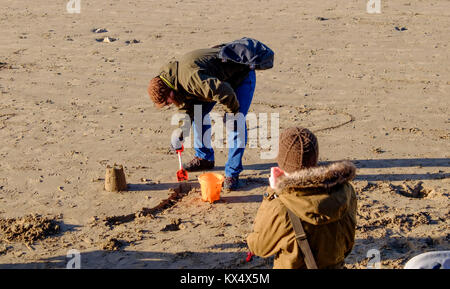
198,173,224,203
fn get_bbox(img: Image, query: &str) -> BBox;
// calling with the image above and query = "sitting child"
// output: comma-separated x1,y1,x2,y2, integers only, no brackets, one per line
247,127,357,269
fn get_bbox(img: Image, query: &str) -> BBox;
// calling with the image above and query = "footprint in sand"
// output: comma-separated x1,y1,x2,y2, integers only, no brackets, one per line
388,181,433,199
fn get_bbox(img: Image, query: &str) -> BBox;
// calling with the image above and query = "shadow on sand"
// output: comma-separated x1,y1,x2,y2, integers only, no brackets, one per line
1,235,444,269
0,249,268,269
352,158,449,181
238,158,449,182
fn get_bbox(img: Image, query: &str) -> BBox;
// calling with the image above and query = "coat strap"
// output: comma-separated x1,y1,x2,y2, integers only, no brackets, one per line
159,75,176,91
285,207,318,269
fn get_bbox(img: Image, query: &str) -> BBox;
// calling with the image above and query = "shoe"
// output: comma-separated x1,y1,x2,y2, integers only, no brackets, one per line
183,156,214,172
223,176,239,191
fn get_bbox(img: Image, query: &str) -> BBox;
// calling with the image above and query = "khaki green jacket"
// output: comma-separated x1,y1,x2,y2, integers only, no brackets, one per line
158,48,250,119
247,161,357,269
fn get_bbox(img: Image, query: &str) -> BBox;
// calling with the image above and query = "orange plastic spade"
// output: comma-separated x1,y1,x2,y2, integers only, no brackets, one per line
176,145,188,182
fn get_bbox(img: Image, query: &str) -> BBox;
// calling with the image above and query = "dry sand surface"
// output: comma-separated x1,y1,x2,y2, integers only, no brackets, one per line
0,0,449,269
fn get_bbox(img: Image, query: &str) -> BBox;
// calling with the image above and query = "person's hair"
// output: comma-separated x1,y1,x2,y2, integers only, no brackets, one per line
148,76,171,108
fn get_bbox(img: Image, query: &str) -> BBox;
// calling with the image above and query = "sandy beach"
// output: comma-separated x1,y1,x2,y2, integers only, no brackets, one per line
0,0,449,269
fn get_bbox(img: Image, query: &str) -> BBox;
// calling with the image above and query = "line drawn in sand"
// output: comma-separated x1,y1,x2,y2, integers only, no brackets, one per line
101,182,195,227
251,101,355,133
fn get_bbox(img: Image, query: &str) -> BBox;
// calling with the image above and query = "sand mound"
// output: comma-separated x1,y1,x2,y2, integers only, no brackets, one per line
101,238,123,251
0,214,60,245
388,181,431,199
161,218,183,231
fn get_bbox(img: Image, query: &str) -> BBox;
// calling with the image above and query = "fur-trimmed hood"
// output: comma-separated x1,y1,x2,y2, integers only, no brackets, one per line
276,161,357,225
276,161,356,191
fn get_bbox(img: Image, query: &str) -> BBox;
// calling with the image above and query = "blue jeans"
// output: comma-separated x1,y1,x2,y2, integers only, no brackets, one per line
193,70,256,177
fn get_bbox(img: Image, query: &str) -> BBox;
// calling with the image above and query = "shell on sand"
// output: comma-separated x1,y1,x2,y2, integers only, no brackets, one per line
92,28,108,33
96,36,116,43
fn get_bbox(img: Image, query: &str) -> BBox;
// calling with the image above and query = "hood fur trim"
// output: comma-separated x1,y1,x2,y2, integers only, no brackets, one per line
276,161,356,191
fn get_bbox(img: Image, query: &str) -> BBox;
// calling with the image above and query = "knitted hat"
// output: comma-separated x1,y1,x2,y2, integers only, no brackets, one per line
276,127,319,173
148,76,170,108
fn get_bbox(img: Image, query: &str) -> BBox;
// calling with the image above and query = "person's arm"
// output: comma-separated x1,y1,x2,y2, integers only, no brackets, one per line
177,101,195,124
183,70,240,114
169,101,193,152
247,197,290,258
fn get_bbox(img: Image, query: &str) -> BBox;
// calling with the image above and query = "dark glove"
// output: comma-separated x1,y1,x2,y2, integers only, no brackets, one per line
170,128,184,153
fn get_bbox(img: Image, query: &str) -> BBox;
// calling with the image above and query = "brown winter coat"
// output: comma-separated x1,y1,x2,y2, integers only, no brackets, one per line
158,47,251,119
247,161,357,269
